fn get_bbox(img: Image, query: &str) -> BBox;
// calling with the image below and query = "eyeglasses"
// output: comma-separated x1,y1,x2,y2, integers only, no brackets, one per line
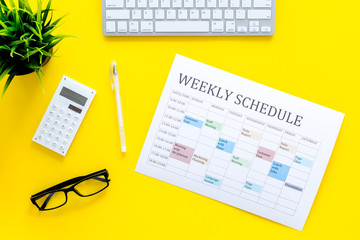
30,169,110,211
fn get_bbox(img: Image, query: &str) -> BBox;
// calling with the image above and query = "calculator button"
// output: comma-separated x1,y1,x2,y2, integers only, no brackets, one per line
40,128,46,134
64,118,69,123
60,108,65,114
50,126,56,132
65,133,71,139
68,127,73,133
58,130,63,135
62,139,68,144
66,112,72,118
55,135,61,141
59,145,65,150
54,120,59,125
48,132,53,138
71,121,76,127
52,142,57,147
37,134,43,140
46,116,52,122
52,105,58,110
43,122,49,128
74,116,79,121
56,114,62,119
45,138,50,143
49,111,55,116
61,124,66,129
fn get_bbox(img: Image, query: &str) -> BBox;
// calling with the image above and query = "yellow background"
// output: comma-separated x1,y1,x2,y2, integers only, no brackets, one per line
0,0,359,239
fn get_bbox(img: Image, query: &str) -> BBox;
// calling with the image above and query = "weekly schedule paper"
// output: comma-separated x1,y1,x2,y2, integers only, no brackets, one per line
135,55,344,230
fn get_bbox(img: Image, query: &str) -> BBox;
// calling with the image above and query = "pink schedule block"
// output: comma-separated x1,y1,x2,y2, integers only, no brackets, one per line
256,146,275,162
170,142,195,164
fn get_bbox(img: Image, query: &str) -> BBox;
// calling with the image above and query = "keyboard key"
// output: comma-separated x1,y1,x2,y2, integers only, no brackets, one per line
129,21,139,32
132,10,142,19
237,26,247,32
161,0,170,7
172,0,182,7
254,0,271,8
201,10,211,19
249,26,259,32
137,0,147,8
211,21,224,32
155,21,210,32
226,21,235,32
184,0,194,8
144,10,153,19
261,26,272,32
207,0,216,8
224,10,233,19
195,0,205,7
126,0,135,7
219,0,228,8
141,21,154,32
106,0,124,8
106,10,130,19
247,10,271,19
105,19,115,30
167,10,176,19
249,21,259,27
213,10,222,19
235,10,245,19
190,10,200,19
230,0,240,8
118,21,128,32
242,0,251,8
155,10,165,19
178,10,188,19
149,0,159,7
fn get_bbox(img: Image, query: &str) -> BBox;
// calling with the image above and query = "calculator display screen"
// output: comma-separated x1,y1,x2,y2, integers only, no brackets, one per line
60,87,87,106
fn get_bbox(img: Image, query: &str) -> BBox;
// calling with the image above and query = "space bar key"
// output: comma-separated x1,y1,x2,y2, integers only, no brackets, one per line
155,21,210,32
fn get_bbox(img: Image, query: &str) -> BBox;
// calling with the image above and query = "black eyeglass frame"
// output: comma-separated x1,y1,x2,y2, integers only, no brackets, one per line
30,169,110,211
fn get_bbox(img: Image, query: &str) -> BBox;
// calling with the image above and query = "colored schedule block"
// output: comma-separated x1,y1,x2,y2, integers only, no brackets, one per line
294,155,313,168
204,175,222,186
216,138,235,154
205,119,222,131
256,146,275,162
231,156,252,168
184,115,203,129
170,142,195,164
244,181,262,193
268,161,290,182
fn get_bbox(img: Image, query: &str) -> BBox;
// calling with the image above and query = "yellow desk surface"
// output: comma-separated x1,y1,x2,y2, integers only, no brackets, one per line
0,0,359,239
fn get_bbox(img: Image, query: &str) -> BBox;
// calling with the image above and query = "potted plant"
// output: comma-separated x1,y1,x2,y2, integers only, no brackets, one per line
0,0,68,98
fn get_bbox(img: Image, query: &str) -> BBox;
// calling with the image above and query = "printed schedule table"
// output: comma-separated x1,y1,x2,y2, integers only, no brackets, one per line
136,55,344,231
148,90,319,216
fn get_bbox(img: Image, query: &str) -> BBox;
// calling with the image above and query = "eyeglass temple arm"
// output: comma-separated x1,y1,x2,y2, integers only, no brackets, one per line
92,176,110,182
31,169,109,198
40,192,55,210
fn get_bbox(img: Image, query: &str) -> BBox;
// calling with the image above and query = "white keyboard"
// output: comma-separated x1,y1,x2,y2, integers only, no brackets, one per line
102,0,275,36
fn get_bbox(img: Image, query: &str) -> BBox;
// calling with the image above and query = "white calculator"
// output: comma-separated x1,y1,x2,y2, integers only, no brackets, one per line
33,76,96,156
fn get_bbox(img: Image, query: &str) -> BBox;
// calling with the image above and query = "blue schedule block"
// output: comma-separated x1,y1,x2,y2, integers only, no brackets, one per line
268,161,290,182
216,138,235,154
244,181,262,193
294,155,313,168
183,115,203,129
204,175,222,187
